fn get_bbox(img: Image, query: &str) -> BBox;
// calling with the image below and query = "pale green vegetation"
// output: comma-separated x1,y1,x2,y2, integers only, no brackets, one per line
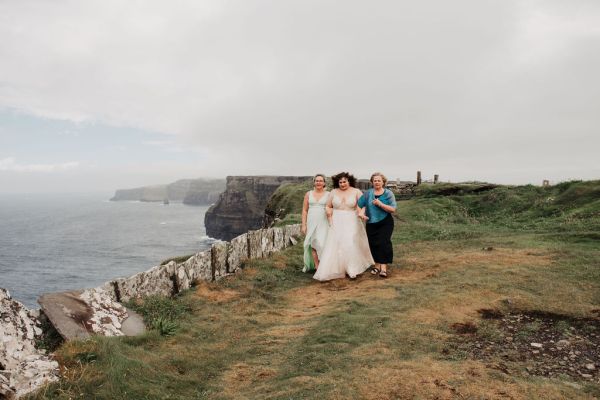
28,180,600,399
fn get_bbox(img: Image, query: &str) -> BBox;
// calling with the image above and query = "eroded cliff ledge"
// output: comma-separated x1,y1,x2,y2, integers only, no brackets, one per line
204,176,311,240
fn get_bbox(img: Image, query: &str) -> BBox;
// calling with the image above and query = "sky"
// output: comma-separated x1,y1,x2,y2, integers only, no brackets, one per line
1,0,599,193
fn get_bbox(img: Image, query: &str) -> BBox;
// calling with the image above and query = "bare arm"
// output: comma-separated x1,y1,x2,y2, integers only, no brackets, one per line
301,192,309,234
355,189,369,220
326,190,334,225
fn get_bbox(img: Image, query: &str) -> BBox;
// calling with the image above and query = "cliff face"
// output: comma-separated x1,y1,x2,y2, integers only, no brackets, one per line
182,180,223,205
204,176,311,240
110,178,225,204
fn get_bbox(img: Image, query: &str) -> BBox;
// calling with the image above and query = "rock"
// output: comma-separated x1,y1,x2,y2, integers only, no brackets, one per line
556,339,570,348
283,224,302,246
260,228,276,257
581,373,593,379
227,233,249,273
530,343,543,348
38,291,93,340
38,288,145,340
272,227,285,252
175,263,192,292
114,262,177,302
211,241,228,281
79,288,130,337
585,363,596,371
0,288,59,398
248,229,264,259
204,176,311,240
183,250,212,283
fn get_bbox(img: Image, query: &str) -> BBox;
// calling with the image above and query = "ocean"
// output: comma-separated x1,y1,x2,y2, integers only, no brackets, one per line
0,193,215,308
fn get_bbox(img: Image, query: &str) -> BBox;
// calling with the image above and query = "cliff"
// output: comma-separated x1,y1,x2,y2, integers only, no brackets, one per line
263,181,312,227
110,178,225,204
204,176,311,240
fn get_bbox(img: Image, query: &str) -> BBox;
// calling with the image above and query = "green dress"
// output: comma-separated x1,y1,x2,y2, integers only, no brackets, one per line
303,190,330,272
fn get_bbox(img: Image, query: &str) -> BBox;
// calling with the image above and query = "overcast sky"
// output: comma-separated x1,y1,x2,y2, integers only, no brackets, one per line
1,0,599,193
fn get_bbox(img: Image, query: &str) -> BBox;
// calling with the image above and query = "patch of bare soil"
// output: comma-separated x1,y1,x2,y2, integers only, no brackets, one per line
193,281,239,302
448,310,600,384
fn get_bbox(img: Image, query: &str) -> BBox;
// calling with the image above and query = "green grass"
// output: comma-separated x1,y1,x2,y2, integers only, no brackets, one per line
28,180,600,400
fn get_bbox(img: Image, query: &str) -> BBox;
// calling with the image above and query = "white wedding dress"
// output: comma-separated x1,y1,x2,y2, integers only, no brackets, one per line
313,189,374,281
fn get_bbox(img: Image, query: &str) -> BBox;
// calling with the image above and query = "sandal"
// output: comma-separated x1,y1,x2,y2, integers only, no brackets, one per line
370,267,380,275
379,270,388,278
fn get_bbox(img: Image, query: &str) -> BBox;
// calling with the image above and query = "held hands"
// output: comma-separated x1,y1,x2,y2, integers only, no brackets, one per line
357,209,369,222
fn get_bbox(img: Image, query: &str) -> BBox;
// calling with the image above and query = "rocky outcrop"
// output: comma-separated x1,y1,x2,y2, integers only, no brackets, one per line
37,289,145,341
205,176,311,240
0,289,59,399
110,178,224,204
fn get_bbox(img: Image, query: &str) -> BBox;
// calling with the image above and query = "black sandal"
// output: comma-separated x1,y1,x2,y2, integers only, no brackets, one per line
370,267,380,275
379,270,388,278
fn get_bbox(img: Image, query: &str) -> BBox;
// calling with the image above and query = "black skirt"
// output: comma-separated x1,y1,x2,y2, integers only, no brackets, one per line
366,213,394,264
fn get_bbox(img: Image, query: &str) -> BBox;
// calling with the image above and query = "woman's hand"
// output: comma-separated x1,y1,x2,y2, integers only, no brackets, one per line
301,224,307,235
372,198,382,207
357,208,369,221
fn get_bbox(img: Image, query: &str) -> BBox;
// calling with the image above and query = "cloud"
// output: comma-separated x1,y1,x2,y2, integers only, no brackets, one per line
0,0,599,183
0,157,79,172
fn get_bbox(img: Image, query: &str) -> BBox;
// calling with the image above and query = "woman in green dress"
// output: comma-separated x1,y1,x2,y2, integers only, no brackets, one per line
301,174,330,272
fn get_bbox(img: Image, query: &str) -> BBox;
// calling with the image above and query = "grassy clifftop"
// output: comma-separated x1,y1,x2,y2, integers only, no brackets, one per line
30,180,600,399
267,179,600,235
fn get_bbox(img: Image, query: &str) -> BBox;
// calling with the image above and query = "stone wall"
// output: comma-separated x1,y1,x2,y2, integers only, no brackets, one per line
101,224,301,302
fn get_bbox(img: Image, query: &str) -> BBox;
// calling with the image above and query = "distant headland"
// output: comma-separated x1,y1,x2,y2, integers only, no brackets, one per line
110,178,225,205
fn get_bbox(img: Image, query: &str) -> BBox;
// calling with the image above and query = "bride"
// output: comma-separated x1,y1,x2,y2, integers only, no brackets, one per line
313,172,374,281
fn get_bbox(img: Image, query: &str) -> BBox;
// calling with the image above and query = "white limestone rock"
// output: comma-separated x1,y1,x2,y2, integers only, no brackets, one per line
272,227,285,252
248,230,264,259
0,288,59,399
212,241,228,281
283,224,302,246
175,263,192,292
115,261,177,302
261,228,276,257
79,288,128,337
184,250,212,283
227,233,248,273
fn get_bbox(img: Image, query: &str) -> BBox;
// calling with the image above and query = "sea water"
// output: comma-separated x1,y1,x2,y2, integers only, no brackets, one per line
0,193,214,308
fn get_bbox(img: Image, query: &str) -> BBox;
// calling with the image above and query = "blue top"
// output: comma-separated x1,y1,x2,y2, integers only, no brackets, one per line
358,188,397,224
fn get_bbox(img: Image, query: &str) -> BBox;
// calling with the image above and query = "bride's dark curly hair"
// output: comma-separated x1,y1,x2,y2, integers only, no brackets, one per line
331,172,357,188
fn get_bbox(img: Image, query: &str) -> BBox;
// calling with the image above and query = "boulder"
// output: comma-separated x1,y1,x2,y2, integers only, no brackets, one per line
227,233,249,273
261,228,276,257
247,229,264,259
183,250,212,283
0,288,59,399
114,261,177,302
84,289,145,336
272,227,286,252
283,224,302,246
211,241,228,281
